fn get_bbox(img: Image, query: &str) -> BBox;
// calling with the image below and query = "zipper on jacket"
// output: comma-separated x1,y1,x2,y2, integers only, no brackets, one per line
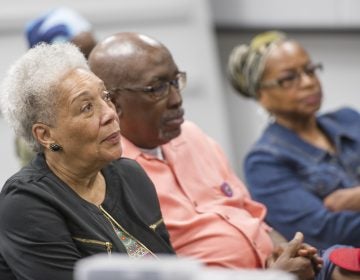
149,218,163,231
73,237,112,255
99,205,158,259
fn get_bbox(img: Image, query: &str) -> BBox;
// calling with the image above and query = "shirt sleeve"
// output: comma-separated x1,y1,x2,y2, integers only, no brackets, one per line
245,149,360,249
0,188,81,280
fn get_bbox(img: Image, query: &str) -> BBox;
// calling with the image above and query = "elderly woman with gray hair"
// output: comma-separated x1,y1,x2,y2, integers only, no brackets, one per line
228,31,360,251
0,43,174,280
15,7,98,166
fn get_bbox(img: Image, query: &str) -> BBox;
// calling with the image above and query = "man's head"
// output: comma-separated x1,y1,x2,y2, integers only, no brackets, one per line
89,32,185,149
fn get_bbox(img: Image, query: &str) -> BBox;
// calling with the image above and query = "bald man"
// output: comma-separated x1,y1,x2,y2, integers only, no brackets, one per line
88,32,323,280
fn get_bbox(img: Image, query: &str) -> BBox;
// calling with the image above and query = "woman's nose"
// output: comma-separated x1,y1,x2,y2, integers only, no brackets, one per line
101,101,118,125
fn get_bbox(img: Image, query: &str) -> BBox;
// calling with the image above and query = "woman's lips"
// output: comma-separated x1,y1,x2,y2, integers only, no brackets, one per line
303,93,322,106
103,131,121,144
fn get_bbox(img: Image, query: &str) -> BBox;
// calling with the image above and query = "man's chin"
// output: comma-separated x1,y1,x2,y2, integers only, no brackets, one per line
159,128,182,144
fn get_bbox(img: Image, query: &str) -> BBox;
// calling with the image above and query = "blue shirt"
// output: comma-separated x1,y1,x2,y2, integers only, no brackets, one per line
244,107,360,249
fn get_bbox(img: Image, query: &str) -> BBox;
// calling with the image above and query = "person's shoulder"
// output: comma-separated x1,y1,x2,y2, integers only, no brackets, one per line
179,120,216,142
1,164,46,196
320,106,360,123
247,123,281,152
0,165,56,226
176,120,226,154
107,158,149,184
107,158,158,202
180,120,205,135
110,157,143,172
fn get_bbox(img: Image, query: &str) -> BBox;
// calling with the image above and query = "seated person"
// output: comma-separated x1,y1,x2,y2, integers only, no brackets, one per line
329,247,360,280
0,43,174,280
227,31,360,249
88,31,326,280
16,6,98,166
26,7,97,57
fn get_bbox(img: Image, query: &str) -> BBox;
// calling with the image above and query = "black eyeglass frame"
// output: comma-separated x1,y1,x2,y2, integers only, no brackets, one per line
259,63,323,89
110,71,187,100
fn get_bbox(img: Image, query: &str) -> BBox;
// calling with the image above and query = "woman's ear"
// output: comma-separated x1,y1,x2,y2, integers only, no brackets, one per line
257,88,271,109
32,123,52,150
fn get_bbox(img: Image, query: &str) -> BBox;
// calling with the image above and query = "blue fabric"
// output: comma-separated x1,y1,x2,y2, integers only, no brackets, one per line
316,245,351,280
244,107,360,249
25,7,91,48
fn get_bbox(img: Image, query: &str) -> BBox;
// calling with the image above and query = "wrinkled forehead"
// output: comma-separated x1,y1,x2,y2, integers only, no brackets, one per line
56,68,102,98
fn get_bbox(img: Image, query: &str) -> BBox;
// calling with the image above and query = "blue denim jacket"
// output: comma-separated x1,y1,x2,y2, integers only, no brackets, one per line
244,107,360,249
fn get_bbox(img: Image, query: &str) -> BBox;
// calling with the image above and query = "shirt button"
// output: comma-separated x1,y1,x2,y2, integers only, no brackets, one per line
224,215,230,220
253,241,258,247
193,201,198,207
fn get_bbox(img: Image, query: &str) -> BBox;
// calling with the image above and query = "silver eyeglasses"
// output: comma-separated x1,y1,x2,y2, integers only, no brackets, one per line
260,63,323,89
111,71,187,100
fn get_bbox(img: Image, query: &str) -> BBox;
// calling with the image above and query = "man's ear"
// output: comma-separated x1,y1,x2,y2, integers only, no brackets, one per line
32,123,53,150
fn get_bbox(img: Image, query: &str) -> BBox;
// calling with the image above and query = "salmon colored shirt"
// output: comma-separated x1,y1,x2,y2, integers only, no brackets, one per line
121,121,274,268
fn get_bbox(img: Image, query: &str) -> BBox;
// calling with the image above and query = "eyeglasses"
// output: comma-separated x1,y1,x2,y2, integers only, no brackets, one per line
260,63,323,89
111,71,187,100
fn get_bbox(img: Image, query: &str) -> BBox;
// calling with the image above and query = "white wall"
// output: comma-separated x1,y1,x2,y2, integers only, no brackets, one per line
1,0,360,187
211,0,360,28
0,0,232,187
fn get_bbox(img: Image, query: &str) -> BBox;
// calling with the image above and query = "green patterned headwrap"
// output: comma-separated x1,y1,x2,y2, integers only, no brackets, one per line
227,31,286,99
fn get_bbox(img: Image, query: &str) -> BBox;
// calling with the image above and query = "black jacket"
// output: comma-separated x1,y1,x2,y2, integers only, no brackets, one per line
0,154,174,280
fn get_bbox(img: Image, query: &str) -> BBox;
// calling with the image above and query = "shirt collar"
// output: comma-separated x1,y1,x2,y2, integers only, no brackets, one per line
120,121,188,160
121,136,166,161
139,146,164,160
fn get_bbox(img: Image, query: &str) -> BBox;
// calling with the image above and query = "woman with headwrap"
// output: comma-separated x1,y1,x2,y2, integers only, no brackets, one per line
228,31,360,250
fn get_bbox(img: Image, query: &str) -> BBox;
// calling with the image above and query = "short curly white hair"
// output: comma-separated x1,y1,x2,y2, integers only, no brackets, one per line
0,42,89,152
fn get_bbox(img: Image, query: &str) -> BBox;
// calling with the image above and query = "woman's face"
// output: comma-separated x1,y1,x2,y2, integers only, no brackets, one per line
51,68,122,167
258,41,323,120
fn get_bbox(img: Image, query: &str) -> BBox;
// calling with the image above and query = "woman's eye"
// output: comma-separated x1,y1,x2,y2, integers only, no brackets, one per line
81,103,93,113
279,73,297,84
283,74,297,82
305,66,317,75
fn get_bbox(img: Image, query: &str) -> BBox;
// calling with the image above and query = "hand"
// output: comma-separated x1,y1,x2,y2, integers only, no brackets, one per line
267,232,321,280
324,186,360,212
297,243,323,274
269,235,323,273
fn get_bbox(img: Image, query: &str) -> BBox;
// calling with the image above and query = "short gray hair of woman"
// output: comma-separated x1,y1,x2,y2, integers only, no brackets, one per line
0,43,89,152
